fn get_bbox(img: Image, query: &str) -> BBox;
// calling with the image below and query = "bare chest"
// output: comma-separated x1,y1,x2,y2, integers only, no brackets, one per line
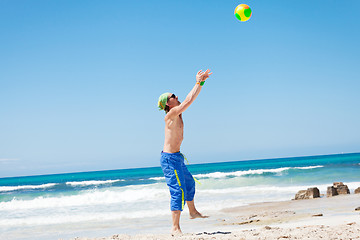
166,115,184,132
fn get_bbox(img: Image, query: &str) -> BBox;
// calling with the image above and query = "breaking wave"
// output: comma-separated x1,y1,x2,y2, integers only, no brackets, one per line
66,179,124,186
0,183,57,192
193,165,324,179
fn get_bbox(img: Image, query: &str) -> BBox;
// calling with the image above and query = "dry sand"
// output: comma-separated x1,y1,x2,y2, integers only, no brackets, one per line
72,194,360,240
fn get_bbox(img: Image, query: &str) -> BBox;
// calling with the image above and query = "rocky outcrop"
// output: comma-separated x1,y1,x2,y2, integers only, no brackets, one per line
294,187,320,200
327,182,350,197
327,186,338,197
295,190,307,200
334,182,350,195
294,183,355,200
308,187,320,198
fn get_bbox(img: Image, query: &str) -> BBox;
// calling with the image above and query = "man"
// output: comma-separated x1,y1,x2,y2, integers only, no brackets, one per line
157,69,212,235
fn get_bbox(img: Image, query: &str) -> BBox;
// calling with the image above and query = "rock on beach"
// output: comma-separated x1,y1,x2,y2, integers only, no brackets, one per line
327,182,350,197
294,187,320,200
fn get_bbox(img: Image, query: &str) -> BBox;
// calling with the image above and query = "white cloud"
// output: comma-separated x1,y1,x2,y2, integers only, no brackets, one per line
0,158,19,162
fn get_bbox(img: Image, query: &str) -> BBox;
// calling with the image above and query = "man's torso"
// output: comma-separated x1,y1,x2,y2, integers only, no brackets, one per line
163,114,183,153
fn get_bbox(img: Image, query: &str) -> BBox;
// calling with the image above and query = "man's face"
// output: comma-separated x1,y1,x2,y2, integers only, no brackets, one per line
167,93,180,106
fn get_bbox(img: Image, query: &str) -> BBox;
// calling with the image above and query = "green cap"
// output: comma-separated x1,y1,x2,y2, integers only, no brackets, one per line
158,92,170,111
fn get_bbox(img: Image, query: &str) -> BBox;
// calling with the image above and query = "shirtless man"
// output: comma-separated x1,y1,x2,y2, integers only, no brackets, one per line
157,69,212,235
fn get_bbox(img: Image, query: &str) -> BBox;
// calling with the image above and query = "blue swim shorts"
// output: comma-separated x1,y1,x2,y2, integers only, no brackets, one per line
160,151,196,211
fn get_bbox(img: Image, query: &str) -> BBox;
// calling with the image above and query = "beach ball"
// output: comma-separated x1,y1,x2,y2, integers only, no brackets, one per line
234,4,252,22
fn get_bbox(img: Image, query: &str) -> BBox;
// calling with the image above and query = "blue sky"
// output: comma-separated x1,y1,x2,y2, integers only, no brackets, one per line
1,0,359,178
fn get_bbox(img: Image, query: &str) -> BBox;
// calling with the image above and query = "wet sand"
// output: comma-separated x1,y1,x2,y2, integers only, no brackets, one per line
71,194,360,240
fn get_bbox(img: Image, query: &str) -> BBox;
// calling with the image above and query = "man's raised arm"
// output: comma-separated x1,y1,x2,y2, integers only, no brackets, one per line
166,69,212,119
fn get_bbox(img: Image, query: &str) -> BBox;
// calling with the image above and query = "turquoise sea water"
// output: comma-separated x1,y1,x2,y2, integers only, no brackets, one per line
1,152,360,239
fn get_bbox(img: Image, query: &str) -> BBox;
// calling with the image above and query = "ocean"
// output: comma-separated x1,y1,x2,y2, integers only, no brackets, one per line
1,152,360,239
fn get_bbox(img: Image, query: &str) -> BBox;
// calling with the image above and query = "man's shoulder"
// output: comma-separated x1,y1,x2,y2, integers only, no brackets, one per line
165,111,181,123
165,109,180,121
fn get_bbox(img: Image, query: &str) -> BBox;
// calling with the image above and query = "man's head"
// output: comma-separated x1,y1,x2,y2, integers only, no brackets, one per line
158,92,179,113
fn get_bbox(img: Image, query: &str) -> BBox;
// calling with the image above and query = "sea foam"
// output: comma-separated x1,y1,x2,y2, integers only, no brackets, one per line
66,179,124,186
0,183,57,192
0,186,167,211
148,166,324,181
0,208,170,227
193,165,323,179
149,176,165,181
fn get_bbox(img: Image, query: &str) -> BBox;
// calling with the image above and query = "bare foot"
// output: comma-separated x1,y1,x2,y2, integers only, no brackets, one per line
190,211,209,219
171,228,183,236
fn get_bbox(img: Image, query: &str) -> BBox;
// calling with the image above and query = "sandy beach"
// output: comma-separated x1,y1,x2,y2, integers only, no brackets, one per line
71,193,360,240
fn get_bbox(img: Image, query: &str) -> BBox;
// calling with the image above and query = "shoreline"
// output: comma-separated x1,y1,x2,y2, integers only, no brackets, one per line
71,194,360,239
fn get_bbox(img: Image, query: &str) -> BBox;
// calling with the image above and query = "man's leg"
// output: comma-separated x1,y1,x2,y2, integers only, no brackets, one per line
186,199,208,219
171,210,182,234
161,154,185,234
182,162,208,219
160,153,185,235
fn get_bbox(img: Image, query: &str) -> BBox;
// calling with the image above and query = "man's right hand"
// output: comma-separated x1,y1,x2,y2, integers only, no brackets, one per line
196,69,212,83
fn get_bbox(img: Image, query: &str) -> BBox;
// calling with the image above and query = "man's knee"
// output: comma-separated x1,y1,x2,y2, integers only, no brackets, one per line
185,179,195,201
170,189,185,211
